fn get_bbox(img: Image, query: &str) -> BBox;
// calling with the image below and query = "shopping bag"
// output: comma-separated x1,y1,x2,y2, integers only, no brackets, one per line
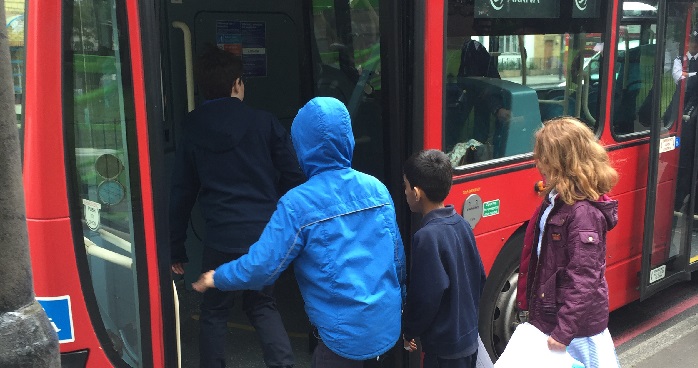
494,323,584,368
476,334,494,368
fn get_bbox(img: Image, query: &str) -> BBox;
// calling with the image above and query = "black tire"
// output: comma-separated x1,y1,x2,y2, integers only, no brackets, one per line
478,230,524,361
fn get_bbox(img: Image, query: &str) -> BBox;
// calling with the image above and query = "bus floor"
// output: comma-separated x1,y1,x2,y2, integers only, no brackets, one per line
175,268,313,368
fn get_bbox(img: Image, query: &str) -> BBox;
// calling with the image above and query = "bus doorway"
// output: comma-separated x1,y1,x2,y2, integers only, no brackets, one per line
159,0,397,367
639,1,698,301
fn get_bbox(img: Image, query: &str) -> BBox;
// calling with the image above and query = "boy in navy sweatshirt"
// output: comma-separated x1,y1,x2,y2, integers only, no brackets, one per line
401,149,487,368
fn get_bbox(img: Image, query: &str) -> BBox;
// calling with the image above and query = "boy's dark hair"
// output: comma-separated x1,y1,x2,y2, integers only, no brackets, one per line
195,45,243,100
403,149,453,202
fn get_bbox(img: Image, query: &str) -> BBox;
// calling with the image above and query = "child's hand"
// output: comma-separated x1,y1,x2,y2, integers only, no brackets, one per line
192,270,215,293
403,336,417,352
547,336,566,351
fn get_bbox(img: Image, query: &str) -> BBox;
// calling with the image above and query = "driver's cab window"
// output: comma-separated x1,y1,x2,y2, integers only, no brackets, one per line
444,0,604,167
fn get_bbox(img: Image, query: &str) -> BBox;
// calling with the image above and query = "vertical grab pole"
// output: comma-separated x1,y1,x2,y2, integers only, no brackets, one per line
172,21,195,112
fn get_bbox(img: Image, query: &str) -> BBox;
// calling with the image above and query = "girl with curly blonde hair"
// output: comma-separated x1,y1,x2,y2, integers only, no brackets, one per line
515,117,621,368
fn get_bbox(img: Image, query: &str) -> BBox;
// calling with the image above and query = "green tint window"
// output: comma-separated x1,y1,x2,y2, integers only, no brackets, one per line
311,0,385,180
66,0,146,366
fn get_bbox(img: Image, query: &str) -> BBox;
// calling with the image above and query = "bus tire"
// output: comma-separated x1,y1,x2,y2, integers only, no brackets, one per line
478,230,524,361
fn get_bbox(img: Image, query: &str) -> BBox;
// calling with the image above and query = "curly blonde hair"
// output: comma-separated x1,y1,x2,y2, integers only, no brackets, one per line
533,117,618,204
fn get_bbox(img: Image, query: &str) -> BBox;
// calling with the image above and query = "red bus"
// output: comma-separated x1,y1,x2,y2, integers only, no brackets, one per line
16,0,698,366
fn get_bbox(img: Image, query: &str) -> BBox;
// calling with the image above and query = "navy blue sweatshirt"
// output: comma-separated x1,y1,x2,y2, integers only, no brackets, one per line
169,97,305,261
403,205,486,357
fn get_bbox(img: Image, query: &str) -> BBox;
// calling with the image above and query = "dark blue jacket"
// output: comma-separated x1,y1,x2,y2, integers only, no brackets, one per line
169,97,305,261
403,205,486,357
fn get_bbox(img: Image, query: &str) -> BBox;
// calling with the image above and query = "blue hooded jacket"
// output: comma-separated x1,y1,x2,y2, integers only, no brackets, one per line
213,97,406,360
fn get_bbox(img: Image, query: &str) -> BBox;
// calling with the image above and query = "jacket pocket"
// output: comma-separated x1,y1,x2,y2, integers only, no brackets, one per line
579,231,600,245
547,214,568,249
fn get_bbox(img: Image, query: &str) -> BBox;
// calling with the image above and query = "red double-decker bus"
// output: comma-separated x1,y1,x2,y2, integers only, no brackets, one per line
13,0,698,366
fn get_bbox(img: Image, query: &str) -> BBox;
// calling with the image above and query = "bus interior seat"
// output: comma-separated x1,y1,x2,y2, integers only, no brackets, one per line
448,77,542,165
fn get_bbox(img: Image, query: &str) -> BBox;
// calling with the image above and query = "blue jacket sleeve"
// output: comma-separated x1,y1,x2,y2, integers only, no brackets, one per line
402,231,449,340
213,197,302,291
168,134,200,264
391,201,407,303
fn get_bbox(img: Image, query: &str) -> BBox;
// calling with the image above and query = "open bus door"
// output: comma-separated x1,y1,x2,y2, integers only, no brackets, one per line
639,0,698,301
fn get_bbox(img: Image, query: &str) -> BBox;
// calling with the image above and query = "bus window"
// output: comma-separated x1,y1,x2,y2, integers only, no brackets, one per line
444,1,604,167
311,0,385,179
655,3,694,131
64,0,145,366
5,2,24,143
611,0,659,135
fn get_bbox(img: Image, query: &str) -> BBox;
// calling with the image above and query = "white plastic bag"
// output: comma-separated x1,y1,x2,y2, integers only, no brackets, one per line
494,323,584,368
476,334,494,368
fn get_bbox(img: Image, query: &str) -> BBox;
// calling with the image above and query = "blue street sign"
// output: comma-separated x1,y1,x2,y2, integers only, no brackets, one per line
37,296,75,343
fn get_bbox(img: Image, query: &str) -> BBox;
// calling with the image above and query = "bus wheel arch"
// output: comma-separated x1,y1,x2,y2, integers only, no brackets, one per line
478,227,525,361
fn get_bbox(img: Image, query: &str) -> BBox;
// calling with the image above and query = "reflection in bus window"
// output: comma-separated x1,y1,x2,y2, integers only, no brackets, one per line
66,0,145,366
443,1,604,167
611,0,660,135
311,0,385,180
659,4,696,130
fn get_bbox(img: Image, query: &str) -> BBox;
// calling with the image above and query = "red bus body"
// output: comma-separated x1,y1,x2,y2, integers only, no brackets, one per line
19,0,698,366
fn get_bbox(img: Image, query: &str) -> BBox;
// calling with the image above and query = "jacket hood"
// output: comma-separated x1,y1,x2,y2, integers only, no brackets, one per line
591,194,618,230
291,97,354,178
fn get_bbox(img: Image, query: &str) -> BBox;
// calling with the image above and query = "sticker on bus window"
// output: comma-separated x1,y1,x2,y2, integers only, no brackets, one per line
649,264,666,284
483,199,500,217
37,296,75,343
82,199,101,231
659,136,677,153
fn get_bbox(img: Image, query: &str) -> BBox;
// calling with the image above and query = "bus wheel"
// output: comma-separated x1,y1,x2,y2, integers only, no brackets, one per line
478,231,523,360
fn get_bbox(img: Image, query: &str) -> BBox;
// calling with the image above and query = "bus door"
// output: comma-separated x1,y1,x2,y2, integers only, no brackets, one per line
639,0,697,301
157,0,407,367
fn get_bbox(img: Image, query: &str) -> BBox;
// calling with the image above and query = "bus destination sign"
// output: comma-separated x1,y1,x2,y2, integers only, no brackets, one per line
475,0,560,18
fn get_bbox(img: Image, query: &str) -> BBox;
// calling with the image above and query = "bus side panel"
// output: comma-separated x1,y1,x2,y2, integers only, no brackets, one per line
424,0,443,148
475,225,523,274
606,255,641,311
448,166,542,270
26,219,112,366
23,0,67,219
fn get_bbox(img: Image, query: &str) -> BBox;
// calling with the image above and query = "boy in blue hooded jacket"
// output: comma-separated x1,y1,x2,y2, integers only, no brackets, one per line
193,97,406,367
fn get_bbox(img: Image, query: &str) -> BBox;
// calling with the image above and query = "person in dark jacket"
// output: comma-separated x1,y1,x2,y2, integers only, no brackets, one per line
401,149,486,368
169,46,305,368
516,117,620,368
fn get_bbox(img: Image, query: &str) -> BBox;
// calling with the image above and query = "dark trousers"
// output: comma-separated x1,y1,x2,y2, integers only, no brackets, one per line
311,340,363,368
423,350,477,368
199,247,294,368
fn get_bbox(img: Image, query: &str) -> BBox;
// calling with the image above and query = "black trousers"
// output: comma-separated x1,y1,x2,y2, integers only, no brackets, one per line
199,247,294,368
423,350,478,368
311,340,363,368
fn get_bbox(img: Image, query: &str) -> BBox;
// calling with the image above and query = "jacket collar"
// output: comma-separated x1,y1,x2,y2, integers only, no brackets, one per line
421,205,457,227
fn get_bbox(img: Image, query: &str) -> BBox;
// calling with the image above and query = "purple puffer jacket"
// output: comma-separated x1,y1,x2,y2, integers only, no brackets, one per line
516,194,618,345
